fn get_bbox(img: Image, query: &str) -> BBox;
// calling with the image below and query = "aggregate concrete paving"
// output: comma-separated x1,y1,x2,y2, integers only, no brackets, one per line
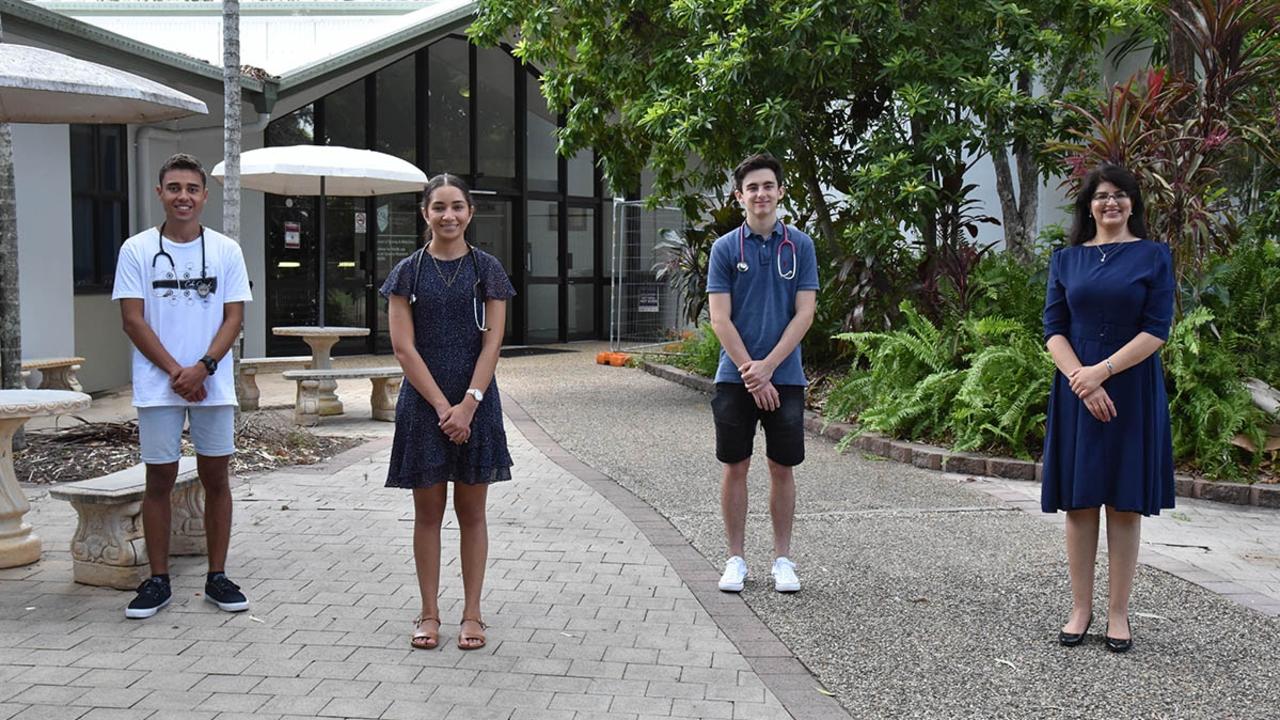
498,346,1280,720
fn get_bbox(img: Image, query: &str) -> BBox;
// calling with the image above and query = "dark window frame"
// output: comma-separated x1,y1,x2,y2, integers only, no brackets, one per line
71,124,130,294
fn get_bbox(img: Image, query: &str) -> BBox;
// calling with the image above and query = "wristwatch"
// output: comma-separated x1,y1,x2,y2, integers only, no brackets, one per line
465,388,484,403
199,355,218,375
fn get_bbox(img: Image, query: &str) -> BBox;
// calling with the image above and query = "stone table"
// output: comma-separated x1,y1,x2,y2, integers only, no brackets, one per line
270,325,370,415
0,389,92,568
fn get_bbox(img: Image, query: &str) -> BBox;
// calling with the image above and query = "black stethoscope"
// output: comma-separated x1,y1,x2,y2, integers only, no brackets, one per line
410,243,489,332
153,222,213,299
735,222,797,280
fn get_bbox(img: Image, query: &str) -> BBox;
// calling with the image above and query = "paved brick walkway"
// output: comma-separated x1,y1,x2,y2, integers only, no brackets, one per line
0,405,838,719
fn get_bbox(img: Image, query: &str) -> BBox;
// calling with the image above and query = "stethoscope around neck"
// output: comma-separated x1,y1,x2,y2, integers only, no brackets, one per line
736,222,797,280
410,242,489,332
153,222,213,299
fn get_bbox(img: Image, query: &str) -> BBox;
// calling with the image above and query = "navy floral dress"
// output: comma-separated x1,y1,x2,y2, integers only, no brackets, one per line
379,247,516,488
1041,239,1175,516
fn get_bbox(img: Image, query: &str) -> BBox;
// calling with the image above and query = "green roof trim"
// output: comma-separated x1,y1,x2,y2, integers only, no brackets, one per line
2,0,269,95
275,0,475,95
33,1,433,17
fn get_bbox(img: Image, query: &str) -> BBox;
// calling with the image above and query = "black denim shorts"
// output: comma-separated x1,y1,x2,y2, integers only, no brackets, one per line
711,382,805,466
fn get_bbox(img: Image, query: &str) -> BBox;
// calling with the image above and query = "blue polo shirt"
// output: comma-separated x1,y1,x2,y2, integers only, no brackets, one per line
706,221,819,386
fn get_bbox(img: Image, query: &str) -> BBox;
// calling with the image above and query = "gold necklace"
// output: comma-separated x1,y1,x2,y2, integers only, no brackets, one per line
429,247,467,287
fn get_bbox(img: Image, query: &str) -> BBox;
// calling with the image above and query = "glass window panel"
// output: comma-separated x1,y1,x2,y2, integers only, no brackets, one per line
265,194,321,344
471,198,513,274
323,80,367,148
100,126,125,193
428,38,470,176
476,47,516,187
567,149,593,196
567,283,595,339
526,200,558,277
99,201,125,286
525,283,558,344
70,125,93,192
267,104,315,146
526,73,558,193
374,193,420,350
375,56,415,164
566,207,594,278
72,196,94,287
324,196,367,331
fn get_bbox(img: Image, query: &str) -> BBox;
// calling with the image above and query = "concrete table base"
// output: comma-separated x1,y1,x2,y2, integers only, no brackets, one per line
271,327,371,417
0,390,92,568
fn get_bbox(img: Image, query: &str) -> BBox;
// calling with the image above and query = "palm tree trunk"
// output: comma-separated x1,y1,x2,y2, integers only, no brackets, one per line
223,1,243,420
0,16,28,448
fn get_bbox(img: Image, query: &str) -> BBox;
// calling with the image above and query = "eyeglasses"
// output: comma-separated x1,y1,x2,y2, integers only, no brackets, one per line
1091,191,1129,204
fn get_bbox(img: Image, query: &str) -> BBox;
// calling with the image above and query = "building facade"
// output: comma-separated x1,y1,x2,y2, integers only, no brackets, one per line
6,0,615,392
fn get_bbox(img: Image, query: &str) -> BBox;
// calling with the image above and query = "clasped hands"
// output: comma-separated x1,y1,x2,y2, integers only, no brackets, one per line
1067,363,1116,423
739,359,780,411
437,401,476,445
169,364,208,403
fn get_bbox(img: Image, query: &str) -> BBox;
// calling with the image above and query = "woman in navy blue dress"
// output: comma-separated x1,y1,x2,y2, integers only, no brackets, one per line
380,173,516,651
1042,164,1174,653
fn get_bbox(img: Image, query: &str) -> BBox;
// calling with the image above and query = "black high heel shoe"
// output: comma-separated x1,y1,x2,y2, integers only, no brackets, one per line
1104,616,1133,653
1058,614,1092,647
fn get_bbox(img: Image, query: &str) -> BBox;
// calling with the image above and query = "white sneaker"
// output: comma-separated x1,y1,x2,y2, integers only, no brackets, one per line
718,556,748,592
771,557,800,593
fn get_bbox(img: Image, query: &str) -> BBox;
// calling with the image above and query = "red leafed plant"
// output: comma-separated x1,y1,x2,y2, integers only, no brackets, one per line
1052,0,1280,312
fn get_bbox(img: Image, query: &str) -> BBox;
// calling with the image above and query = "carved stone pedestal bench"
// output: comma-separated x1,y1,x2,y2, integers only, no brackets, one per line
237,356,311,411
282,367,402,426
48,457,205,589
21,357,87,392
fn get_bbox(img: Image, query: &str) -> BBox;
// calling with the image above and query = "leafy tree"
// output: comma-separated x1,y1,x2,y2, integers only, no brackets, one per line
471,0,1146,269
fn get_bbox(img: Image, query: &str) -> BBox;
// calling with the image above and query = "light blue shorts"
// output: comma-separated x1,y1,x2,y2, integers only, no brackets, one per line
137,405,236,464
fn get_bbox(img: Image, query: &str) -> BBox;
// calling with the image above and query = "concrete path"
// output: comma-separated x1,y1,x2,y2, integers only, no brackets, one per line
497,346,1280,720
6,344,1280,719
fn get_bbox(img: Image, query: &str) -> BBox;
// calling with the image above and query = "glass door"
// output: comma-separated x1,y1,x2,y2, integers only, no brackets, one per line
324,197,371,355
373,193,421,353
525,199,560,343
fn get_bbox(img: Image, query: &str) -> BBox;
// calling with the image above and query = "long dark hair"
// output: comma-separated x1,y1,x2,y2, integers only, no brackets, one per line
1067,164,1149,245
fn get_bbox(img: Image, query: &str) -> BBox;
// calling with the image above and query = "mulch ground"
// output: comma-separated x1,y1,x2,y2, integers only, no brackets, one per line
13,410,364,485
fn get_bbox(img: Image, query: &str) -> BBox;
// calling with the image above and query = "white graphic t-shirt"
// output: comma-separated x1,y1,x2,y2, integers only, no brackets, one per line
112,226,253,407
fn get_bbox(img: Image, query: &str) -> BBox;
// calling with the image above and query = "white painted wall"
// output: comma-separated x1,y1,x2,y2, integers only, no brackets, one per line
13,124,75,364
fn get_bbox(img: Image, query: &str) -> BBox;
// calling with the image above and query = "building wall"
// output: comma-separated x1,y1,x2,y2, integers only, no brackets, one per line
13,124,76,368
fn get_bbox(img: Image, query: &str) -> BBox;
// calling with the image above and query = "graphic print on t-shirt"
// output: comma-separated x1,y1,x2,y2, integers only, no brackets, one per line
151,247,218,307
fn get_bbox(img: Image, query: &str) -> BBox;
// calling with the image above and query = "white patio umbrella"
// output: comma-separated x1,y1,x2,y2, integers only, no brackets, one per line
0,44,207,122
211,144,427,325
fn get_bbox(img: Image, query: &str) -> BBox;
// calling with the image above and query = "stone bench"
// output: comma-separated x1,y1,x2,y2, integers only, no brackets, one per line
237,356,311,411
282,367,402,426
47,457,205,589
22,357,86,392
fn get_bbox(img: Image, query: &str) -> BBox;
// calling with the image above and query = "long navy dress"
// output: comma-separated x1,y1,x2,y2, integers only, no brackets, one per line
1041,239,1175,516
379,248,516,488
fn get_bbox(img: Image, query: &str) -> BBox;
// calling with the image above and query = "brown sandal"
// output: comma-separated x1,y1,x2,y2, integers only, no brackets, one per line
411,616,440,650
458,617,487,650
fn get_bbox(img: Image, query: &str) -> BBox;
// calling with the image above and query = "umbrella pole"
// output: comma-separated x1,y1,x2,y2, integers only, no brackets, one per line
318,176,326,326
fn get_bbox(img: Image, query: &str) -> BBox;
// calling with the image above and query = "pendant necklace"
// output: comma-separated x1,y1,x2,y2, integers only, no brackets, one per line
1097,244,1111,263
430,250,466,287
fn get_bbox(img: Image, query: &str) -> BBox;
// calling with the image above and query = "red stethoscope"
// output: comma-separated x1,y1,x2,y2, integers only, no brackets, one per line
736,222,797,280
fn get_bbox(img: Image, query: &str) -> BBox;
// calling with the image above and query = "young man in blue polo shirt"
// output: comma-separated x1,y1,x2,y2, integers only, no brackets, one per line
706,153,819,593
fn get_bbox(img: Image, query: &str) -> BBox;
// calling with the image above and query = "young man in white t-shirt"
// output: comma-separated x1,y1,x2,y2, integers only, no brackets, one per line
112,153,253,619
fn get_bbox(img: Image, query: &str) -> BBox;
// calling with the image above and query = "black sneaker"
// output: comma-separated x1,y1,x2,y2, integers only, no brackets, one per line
125,576,172,619
204,573,249,612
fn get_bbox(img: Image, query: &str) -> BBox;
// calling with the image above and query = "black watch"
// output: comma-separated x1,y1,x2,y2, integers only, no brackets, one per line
199,355,218,375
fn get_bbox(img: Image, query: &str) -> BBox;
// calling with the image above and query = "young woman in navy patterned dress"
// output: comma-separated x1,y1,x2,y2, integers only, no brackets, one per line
380,174,516,651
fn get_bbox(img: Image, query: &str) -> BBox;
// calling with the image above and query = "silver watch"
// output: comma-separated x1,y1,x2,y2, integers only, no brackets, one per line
466,388,484,403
